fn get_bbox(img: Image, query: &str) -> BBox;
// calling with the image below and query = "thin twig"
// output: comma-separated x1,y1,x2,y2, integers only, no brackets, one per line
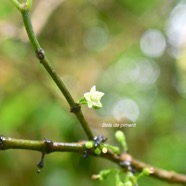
0,136,83,153
131,159,186,184
103,152,186,185
11,1,93,140
0,136,186,185
21,0,65,41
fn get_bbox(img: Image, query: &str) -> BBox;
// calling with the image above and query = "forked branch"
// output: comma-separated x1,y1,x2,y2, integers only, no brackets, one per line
10,0,93,140
7,1,186,185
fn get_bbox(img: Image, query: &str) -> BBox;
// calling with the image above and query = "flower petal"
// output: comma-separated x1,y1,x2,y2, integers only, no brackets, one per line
83,86,104,109
90,85,96,92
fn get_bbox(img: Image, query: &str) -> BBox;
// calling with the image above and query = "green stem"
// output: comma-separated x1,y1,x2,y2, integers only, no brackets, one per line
21,10,41,51
10,0,22,10
0,136,84,153
39,56,75,107
1,136,186,184
16,8,93,139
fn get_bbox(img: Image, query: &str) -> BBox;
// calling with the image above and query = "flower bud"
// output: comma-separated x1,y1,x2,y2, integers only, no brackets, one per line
85,141,94,149
142,168,154,175
123,181,133,186
115,130,128,151
94,148,101,155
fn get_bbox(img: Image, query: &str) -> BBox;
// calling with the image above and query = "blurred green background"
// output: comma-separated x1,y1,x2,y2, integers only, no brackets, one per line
0,0,186,185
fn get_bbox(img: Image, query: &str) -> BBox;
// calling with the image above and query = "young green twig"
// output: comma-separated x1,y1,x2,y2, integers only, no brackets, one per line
10,0,93,140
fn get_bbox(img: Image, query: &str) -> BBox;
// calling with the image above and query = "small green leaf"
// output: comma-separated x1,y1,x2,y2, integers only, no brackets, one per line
93,169,113,181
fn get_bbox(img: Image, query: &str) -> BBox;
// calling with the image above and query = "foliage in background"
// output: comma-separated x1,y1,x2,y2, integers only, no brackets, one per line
0,0,186,186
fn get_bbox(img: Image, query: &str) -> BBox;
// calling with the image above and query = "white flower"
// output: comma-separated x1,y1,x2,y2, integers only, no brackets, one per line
84,86,104,108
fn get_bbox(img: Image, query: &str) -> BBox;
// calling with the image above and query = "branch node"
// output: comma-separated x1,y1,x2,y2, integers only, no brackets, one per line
43,138,53,153
36,138,53,173
93,135,107,148
119,153,136,173
119,160,136,173
70,103,81,113
35,48,45,60
0,136,7,150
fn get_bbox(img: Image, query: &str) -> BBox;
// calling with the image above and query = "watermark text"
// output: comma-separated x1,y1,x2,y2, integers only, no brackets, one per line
102,123,136,128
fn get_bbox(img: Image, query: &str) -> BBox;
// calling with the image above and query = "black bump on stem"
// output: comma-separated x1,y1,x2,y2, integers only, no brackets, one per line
70,103,81,113
83,149,88,158
37,152,45,173
119,160,136,173
37,138,53,173
35,48,45,60
43,138,53,153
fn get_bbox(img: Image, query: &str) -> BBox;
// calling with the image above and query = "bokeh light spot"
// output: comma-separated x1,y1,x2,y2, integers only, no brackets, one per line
166,2,186,48
114,58,160,85
140,29,166,57
113,98,139,122
83,25,109,51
